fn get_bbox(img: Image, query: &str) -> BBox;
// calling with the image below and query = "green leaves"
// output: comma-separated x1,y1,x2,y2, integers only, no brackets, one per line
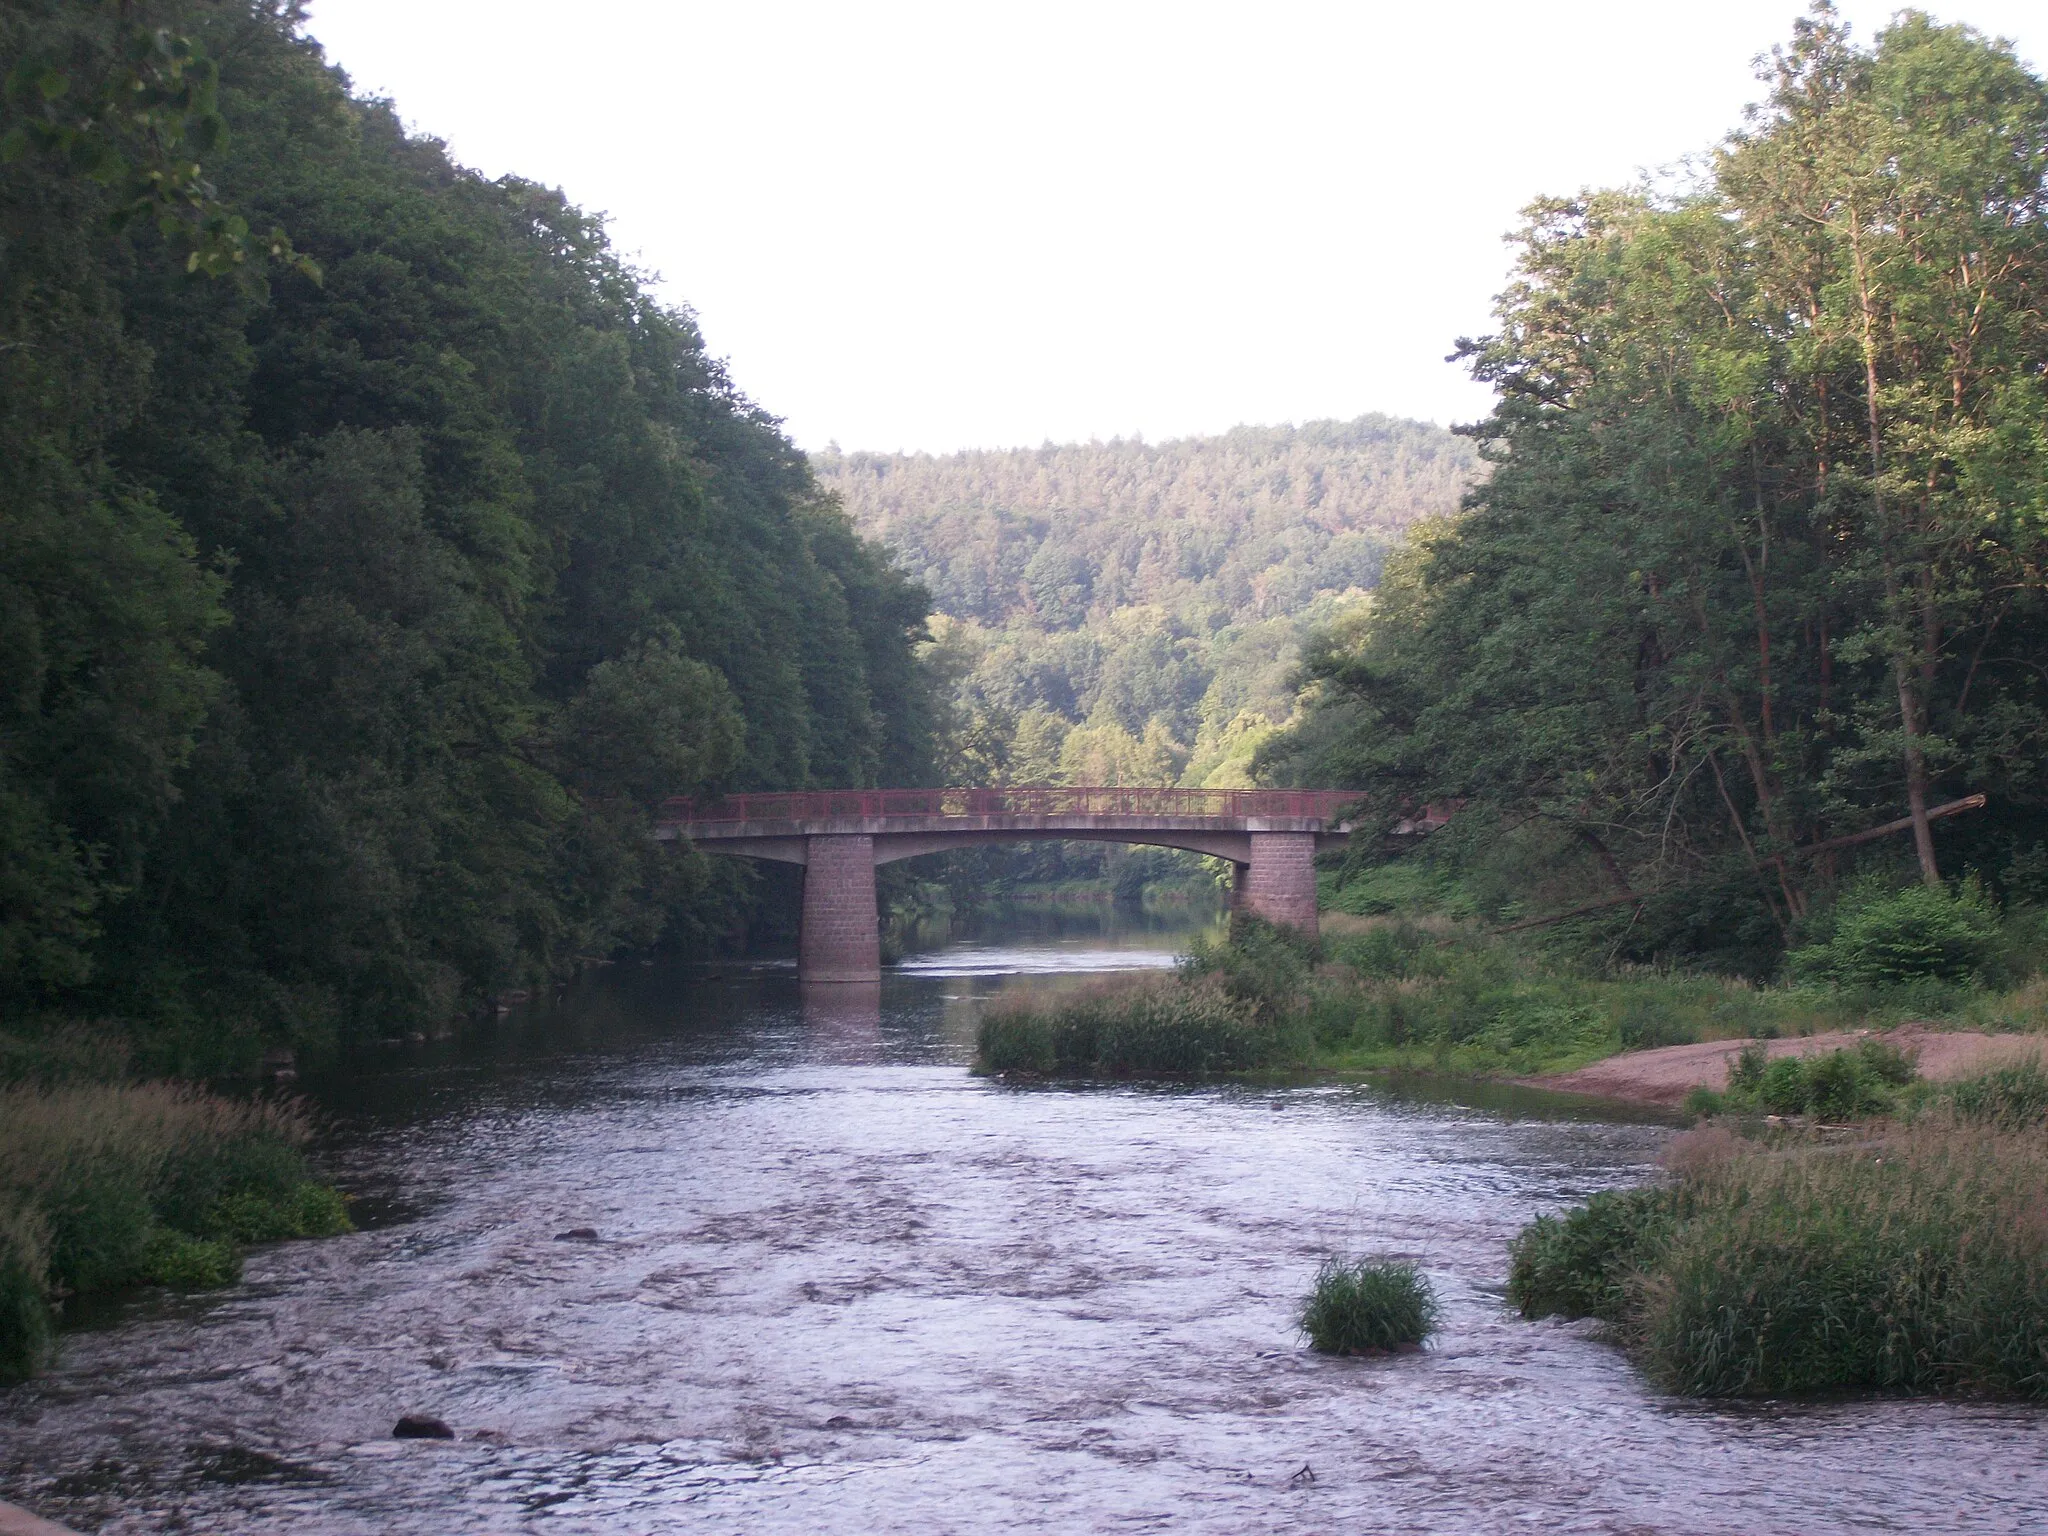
2,22,317,287
1276,5,2048,967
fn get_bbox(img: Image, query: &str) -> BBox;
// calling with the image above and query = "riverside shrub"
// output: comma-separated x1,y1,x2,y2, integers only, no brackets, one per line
0,1084,352,1381
1507,1187,1679,1323
1719,1040,1916,1119
1299,1258,1440,1355
1512,1119,2048,1398
1789,883,2002,987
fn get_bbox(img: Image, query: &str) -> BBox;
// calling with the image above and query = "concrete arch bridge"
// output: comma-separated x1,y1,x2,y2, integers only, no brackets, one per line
656,787,1359,983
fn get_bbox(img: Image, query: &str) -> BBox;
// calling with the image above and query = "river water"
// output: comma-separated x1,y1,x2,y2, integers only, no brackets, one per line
4,910,2045,1533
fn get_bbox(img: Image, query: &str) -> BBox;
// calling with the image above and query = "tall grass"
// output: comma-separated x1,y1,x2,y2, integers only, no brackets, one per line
1306,920,1862,1076
0,1083,352,1383
1510,1086,2048,1398
976,975,1292,1076
1298,1257,1441,1355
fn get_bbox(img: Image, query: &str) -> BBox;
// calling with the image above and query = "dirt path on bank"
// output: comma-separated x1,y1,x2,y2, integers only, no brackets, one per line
1531,1026,2046,1108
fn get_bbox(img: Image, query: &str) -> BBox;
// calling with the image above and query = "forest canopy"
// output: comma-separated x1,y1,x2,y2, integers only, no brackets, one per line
818,417,1479,791
1266,4,2048,972
0,0,934,1063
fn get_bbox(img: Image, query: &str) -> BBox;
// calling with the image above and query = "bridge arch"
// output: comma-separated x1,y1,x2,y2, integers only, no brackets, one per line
658,788,1356,984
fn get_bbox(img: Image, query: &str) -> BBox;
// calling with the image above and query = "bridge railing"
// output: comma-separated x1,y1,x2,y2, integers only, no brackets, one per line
659,786,1361,826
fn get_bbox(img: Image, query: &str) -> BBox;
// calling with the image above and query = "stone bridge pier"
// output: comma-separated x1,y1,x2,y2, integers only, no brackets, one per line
798,834,883,983
657,788,1355,985
1229,832,1321,933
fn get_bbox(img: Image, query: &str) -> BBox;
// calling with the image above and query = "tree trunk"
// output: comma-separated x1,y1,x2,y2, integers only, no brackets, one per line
1849,209,1940,887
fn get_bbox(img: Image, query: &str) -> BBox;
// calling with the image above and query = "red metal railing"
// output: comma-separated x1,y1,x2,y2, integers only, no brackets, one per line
658,786,1361,825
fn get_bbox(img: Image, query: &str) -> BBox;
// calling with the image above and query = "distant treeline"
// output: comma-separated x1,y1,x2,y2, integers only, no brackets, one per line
1267,6,2048,972
817,417,1479,793
1,1,933,1066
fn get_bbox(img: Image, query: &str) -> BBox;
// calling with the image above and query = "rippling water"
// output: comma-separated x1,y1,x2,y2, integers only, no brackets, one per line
4,912,2045,1533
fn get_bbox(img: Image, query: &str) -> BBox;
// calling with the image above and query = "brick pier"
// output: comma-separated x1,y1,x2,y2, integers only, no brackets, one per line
798,834,882,983
1238,832,1320,938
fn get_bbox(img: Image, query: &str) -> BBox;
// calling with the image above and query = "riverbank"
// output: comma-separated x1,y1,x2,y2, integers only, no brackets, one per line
1530,1025,2048,1108
1509,1075,2048,1397
974,912,2048,1088
0,1082,352,1384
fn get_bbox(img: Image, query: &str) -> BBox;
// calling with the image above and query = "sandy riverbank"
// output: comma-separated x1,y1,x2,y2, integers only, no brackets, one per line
1532,1026,2046,1108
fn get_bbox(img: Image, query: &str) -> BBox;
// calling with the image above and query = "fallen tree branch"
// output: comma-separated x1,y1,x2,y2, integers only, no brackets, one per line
1781,794,1986,860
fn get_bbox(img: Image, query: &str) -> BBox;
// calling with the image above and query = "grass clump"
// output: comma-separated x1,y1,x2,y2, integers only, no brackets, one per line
1713,1039,1917,1119
1933,1059,2048,1128
1507,1186,1680,1324
1511,1114,2048,1398
1298,1257,1440,1355
138,1229,241,1290
0,1082,353,1382
976,975,1284,1076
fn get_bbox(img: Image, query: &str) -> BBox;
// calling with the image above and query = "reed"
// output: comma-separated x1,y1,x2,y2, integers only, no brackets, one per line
0,1082,352,1382
1510,1094,2048,1398
975,975,1287,1076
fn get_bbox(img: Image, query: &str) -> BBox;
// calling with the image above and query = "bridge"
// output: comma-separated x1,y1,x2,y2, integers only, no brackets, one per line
656,787,1359,983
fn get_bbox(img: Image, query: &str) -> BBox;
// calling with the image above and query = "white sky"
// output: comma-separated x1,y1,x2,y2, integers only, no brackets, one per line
304,2,2043,455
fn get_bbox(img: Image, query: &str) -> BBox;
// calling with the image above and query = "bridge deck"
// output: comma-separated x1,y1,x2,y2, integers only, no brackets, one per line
658,786,1358,832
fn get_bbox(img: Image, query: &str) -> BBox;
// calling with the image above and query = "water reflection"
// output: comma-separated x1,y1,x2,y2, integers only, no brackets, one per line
799,982,881,1043
2,904,2042,1534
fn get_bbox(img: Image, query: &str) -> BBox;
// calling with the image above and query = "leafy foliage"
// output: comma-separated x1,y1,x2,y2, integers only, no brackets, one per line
1269,7,2048,970
1789,882,2003,986
1,2,936,1058
822,417,1478,787
1713,1039,1916,1119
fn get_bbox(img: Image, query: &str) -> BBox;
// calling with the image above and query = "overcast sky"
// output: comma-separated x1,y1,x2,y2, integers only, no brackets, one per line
303,2,2043,455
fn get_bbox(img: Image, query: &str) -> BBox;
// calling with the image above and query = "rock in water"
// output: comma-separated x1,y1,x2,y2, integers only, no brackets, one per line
552,1228,600,1242
393,1414,455,1440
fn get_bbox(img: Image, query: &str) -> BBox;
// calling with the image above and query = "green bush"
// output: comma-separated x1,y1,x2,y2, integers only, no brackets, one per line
1329,921,1441,981
1181,916,1315,1024
1719,1040,1915,1119
1298,1258,1441,1355
1507,1187,1677,1324
138,1229,241,1290
1682,1086,1725,1118
1789,881,2002,987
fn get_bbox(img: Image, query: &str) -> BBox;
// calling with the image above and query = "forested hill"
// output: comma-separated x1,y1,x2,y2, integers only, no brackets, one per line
1,2,931,1064
814,418,1479,787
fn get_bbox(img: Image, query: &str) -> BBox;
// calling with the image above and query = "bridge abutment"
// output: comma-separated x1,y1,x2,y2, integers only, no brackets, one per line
1240,831,1319,939
798,835,881,983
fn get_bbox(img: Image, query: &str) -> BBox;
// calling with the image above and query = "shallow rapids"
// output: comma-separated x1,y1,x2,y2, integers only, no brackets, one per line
4,913,2044,1532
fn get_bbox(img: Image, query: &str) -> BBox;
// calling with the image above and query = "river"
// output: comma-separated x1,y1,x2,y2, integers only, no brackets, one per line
4,909,2044,1533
